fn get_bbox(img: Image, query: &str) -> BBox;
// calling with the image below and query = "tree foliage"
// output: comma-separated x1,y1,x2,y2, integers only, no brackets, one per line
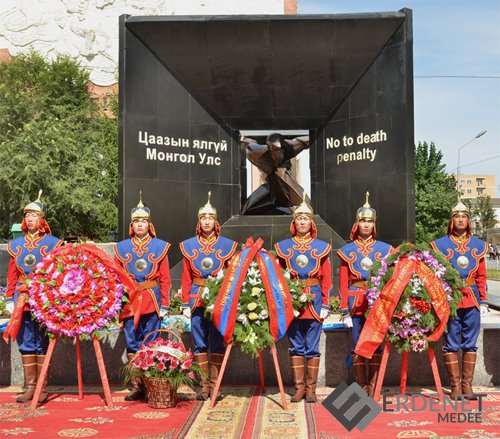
472,196,496,239
415,141,458,243
0,52,118,240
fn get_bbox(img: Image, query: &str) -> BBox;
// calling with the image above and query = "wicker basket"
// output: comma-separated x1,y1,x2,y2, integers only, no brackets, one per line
139,328,183,409
143,377,176,408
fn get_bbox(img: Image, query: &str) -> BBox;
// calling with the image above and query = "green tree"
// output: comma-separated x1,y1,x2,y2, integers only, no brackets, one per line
0,52,118,240
472,196,496,239
415,141,458,243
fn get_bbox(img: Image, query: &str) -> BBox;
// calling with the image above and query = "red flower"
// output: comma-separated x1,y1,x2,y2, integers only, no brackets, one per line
157,362,166,371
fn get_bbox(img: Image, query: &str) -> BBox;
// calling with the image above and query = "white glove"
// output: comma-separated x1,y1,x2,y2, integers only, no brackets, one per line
342,314,353,328
5,302,14,315
480,304,489,317
159,308,169,319
182,308,191,319
320,309,329,320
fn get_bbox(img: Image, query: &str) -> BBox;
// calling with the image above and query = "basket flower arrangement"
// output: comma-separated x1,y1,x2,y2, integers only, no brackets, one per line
27,243,134,338
126,331,202,408
203,240,304,357
358,243,463,354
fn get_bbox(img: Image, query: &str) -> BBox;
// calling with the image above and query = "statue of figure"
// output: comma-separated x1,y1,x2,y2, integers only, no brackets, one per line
240,133,311,215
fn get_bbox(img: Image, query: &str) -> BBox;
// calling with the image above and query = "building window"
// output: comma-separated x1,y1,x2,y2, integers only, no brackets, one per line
467,179,472,184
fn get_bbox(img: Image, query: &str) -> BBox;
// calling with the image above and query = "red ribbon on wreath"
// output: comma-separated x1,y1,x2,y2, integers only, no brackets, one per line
355,256,451,359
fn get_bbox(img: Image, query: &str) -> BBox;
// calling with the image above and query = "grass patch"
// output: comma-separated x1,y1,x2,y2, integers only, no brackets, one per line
487,269,500,281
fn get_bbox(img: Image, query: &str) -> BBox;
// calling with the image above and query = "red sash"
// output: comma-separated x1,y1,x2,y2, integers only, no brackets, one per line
3,291,28,344
415,262,450,342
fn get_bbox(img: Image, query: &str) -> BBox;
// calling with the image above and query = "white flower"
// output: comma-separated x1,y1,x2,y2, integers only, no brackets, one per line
403,300,412,313
201,287,210,300
206,304,214,313
293,309,300,318
216,270,224,280
237,314,248,326
243,329,258,345
259,309,269,319
283,270,291,280
299,294,307,303
250,261,258,269
248,276,260,286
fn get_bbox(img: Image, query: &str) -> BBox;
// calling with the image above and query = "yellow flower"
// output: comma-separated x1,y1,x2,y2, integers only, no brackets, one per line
247,302,257,311
251,287,261,297
248,312,259,320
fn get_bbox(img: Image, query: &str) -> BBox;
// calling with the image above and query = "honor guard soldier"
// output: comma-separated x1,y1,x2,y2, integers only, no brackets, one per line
4,191,63,403
275,196,332,403
337,192,392,397
114,193,172,401
431,200,488,399
180,192,238,400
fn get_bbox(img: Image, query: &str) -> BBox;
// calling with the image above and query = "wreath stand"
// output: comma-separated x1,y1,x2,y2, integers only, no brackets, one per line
372,343,443,402
209,343,288,410
30,336,113,410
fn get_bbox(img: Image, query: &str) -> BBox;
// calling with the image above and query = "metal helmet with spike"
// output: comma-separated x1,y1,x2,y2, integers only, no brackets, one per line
198,191,217,218
451,197,470,216
292,193,314,218
131,191,151,221
356,191,376,221
24,189,46,217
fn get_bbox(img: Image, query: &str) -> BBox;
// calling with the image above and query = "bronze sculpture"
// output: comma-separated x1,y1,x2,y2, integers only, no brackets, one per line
240,133,310,215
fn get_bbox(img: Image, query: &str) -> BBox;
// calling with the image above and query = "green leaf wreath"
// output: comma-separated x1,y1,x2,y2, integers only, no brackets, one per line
202,259,308,357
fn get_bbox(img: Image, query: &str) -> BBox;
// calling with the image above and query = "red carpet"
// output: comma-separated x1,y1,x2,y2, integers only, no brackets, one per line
0,386,202,438
1,385,499,438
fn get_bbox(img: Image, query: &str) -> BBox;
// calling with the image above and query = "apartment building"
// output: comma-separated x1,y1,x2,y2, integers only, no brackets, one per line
458,174,496,198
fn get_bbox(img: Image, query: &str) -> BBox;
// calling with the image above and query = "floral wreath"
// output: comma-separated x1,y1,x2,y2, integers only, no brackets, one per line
203,253,308,357
28,243,133,338
364,243,463,353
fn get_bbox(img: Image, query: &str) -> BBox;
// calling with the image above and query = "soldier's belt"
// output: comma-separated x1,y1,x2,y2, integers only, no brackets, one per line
350,280,368,289
465,279,476,286
193,278,206,286
15,275,28,292
299,278,320,287
136,280,159,291
348,291,366,297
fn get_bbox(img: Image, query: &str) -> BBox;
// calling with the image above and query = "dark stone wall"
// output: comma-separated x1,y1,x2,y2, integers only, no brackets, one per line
311,8,415,247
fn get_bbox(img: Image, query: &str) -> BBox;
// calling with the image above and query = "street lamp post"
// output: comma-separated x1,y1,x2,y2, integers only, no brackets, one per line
456,130,487,196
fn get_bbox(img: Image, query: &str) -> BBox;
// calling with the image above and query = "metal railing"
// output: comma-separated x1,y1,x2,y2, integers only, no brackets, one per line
486,258,500,270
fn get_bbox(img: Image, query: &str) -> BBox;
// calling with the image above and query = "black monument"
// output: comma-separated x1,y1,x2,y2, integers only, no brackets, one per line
118,12,415,284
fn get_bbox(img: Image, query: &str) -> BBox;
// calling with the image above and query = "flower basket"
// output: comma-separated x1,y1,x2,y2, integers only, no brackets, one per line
143,377,176,409
126,328,201,409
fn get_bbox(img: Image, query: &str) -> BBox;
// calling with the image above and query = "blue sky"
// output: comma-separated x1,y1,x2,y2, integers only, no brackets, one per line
299,0,500,196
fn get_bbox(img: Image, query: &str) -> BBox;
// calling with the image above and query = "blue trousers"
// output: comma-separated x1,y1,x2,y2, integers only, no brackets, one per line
351,315,382,355
123,312,161,353
191,307,225,355
443,307,480,352
287,318,322,358
17,311,49,355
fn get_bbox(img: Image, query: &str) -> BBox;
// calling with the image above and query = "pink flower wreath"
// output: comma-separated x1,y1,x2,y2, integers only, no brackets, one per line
28,243,134,338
